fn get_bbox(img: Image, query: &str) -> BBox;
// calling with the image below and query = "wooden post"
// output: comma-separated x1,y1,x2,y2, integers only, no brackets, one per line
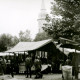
63,48,64,61
75,45,76,54
24,51,25,61
41,51,42,58
44,51,45,58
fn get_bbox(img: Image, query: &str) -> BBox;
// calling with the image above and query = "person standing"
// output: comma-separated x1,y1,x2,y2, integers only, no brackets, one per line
25,55,32,78
65,58,71,65
0,58,3,75
1,58,6,74
10,57,15,78
34,57,42,78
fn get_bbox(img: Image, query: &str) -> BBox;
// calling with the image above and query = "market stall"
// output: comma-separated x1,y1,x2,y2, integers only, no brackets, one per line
59,37,80,80
6,39,57,74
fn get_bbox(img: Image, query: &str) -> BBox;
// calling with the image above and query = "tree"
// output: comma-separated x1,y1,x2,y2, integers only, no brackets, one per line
11,36,19,47
44,0,80,41
34,32,51,41
0,34,13,51
19,30,32,42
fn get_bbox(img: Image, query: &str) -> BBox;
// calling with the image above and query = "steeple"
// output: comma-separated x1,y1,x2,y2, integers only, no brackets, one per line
41,0,46,10
38,0,47,19
38,0,47,33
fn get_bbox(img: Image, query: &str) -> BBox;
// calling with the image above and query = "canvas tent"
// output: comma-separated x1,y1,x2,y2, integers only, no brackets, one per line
58,37,80,79
6,39,57,64
56,37,80,56
6,39,53,53
6,39,58,73
6,39,69,73
56,44,80,56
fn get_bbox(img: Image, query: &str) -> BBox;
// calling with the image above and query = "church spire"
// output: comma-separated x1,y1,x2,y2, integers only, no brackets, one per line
41,0,46,10
38,0,47,33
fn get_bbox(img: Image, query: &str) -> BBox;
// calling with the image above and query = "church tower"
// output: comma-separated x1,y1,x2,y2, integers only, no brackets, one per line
38,0,47,33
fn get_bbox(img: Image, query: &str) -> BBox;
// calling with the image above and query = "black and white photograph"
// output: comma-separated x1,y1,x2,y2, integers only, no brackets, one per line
0,0,80,80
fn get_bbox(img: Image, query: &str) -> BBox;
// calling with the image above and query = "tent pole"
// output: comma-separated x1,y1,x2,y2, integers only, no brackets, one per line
9,53,10,59
24,51,25,61
44,51,45,58
63,48,64,61
41,51,42,58
75,46,76,53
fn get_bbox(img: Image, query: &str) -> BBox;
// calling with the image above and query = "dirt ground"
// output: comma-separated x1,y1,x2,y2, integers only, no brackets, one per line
0,73,77,80
0,74,62,80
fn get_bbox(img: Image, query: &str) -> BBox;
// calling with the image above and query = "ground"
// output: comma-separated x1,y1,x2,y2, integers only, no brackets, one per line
0,74,62,80
0,74,77,80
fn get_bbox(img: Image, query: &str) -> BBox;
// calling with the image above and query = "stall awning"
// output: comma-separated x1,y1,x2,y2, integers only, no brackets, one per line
6,39,52,52
0,52,14,56
56,44,80,56
57,37,80,56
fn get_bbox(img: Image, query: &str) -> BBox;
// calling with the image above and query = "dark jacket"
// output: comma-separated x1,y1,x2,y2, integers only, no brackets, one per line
34,59,41,70
25,57,32,67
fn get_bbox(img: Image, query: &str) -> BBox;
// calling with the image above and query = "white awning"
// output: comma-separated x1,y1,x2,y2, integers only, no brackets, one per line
56,44,80,56
6,39,52,52
0,52,14,56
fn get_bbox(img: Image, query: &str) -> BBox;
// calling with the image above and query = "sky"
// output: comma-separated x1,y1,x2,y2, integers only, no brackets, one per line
0,0,52,39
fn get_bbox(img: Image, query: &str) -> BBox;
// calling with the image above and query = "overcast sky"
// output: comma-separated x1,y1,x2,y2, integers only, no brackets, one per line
0,0,52,39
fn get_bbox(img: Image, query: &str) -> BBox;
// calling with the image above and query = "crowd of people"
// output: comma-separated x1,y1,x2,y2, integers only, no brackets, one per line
0,55,72,79
0,57,16,77
0,55,43,79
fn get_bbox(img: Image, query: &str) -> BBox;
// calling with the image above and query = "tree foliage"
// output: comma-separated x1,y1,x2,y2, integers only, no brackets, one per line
19,30,32,42
0,34,13,51
34,32,51,41
44,0,80,40
0,29,32,52
11,36,19,47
